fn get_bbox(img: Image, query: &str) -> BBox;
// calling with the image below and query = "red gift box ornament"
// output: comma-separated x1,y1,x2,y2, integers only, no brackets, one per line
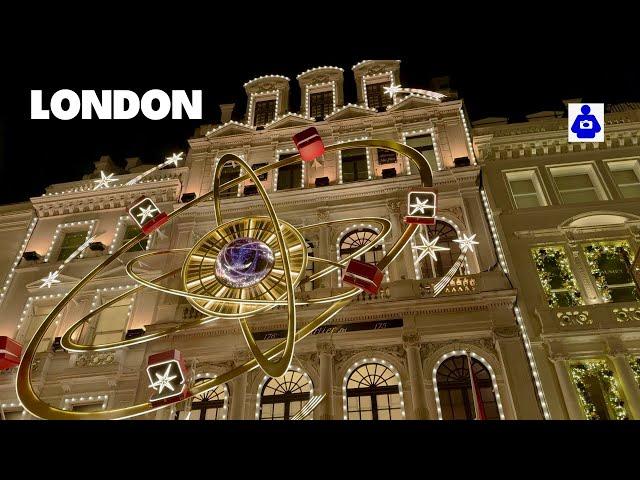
0,336,22,371
342,260,384,295
292,127,325,162
127,196,169,235
146,349,189,405
405,189,437,225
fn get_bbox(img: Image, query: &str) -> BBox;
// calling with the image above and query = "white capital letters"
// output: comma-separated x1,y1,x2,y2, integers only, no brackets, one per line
171,90,202,119
140,89,171,120
82,90,112,119
30,90,50,119
50,89,81,120
113,90,140,120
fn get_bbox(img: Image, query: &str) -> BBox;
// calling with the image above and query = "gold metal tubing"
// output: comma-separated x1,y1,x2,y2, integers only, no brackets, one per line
16,139,433,419
212,155,297,378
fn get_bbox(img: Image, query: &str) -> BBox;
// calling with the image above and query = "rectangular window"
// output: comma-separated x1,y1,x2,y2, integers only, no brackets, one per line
532,246,583,307
406,134,437,172
341,148,369,183
219,164,240,198
583,240,639,303
277,163,302,191
550,164,606,204
254,99,276,126
123,225,147,252
93,297,131,345
24,304,57,353
376,149,397,165
505,170,547,208
607,159,640,198
57,231,88,262
366,82,392,110
71,403,104,412
309,90,333,118
252,162,268,181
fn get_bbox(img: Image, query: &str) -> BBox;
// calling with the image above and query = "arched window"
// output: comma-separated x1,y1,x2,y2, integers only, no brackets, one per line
258,369,313,420
435,355,500,420
174,379,228,420
419,220,464,278
345,362,403,420
339,228,383,265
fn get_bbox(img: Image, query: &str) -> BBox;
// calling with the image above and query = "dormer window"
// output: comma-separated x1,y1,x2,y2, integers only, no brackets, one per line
365,81,392,110
309,90,334,118
254,99,276,126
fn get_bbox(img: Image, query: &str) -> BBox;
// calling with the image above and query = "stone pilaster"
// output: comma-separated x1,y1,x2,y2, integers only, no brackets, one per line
316,341,335,420
402,332,429,419
550,355,585,420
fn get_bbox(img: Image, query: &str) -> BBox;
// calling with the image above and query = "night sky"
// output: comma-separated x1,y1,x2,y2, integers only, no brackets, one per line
1,11,638,205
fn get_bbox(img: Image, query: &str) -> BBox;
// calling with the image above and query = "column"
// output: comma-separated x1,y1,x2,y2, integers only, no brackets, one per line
492,324,542,419
230,372,247,420
317,342,335,420
551,356,585,420
402,332,429,419
608,350,640,420
317,209,331,288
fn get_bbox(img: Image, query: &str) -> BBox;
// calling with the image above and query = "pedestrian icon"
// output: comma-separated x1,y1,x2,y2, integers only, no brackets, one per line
568,103,604,142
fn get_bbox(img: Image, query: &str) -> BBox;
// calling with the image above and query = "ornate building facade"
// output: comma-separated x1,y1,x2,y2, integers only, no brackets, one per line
1,60,554,420
476,105,640,420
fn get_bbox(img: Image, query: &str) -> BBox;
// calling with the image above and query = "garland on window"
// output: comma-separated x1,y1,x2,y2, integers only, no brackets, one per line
583,240,638,303
570,361,628,421
532,247,583,308
630,357,640,386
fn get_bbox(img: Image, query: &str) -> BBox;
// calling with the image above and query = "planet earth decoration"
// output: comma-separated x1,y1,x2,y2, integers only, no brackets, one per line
215,237,275,288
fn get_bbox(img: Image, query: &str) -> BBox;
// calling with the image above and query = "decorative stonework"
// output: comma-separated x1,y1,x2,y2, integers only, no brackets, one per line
613,306,640,323
421,338,497,362
557,310,591,327
75,351,116,367
492,326,521,339
402,332,421,349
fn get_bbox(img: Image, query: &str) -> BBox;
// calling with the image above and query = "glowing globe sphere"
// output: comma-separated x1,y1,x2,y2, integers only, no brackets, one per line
214,237,275,288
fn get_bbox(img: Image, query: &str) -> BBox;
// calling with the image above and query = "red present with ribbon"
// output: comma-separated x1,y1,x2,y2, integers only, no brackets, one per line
0,336,22,371
292,127,325,162
342,260,384,295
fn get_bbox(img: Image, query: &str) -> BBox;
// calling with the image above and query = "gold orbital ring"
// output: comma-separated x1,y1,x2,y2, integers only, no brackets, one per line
60,216,391,353
17,139,431,419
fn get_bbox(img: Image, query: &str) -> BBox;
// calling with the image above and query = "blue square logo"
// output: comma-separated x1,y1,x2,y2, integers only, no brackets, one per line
568,103,604,143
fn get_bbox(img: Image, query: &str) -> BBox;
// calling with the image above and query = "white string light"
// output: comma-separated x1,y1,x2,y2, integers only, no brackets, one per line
303,81,337,118
44,220,97,262
459,108,477,165
432,350,505,420
342,358,405,420
362,71,395,109
192,373,229,420
402,128,442,173
296,66,344,80
63,394,109,410
0,217,38,306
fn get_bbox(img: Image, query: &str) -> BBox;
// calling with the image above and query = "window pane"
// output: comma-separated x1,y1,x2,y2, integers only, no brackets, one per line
277,164,301,190
510,179,536,195
366,82,392,109
514,194,541,209
612,169,638,184
560,189,599,204
555,174,594,190
254,99,276,126
620,184,640,198
57,231,88,261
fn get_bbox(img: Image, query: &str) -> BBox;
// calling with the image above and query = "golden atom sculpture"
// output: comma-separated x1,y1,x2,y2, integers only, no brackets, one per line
16,139,457,419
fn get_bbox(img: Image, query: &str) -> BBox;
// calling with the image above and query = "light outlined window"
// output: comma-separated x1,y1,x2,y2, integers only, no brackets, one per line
15,298,66,354
505,169,548,208
62,394,108,412
532,245,584,308
274,151,302,191
363,74,393,110
174,376,229,420
549,163,608,204
0,404,26,420
582,240,639,303
44,220,97,262
435,354,500,420
344,361,403,420
341,148,369,183
418,220,464,279
109,215,152,254
74,287,136,347
405,133,438,173
257,368,313,420
606,158,640,199
303,82,337,119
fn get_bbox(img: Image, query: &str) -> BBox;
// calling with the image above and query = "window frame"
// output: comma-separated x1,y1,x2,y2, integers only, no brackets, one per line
110,215,153,254
504,168,549,209
548,163,608,204
249,91,279,127
605,158,640,199
274,151,302,191
362,72,394,110
305,83,336,119
256,368,314,420
44,220,97,263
